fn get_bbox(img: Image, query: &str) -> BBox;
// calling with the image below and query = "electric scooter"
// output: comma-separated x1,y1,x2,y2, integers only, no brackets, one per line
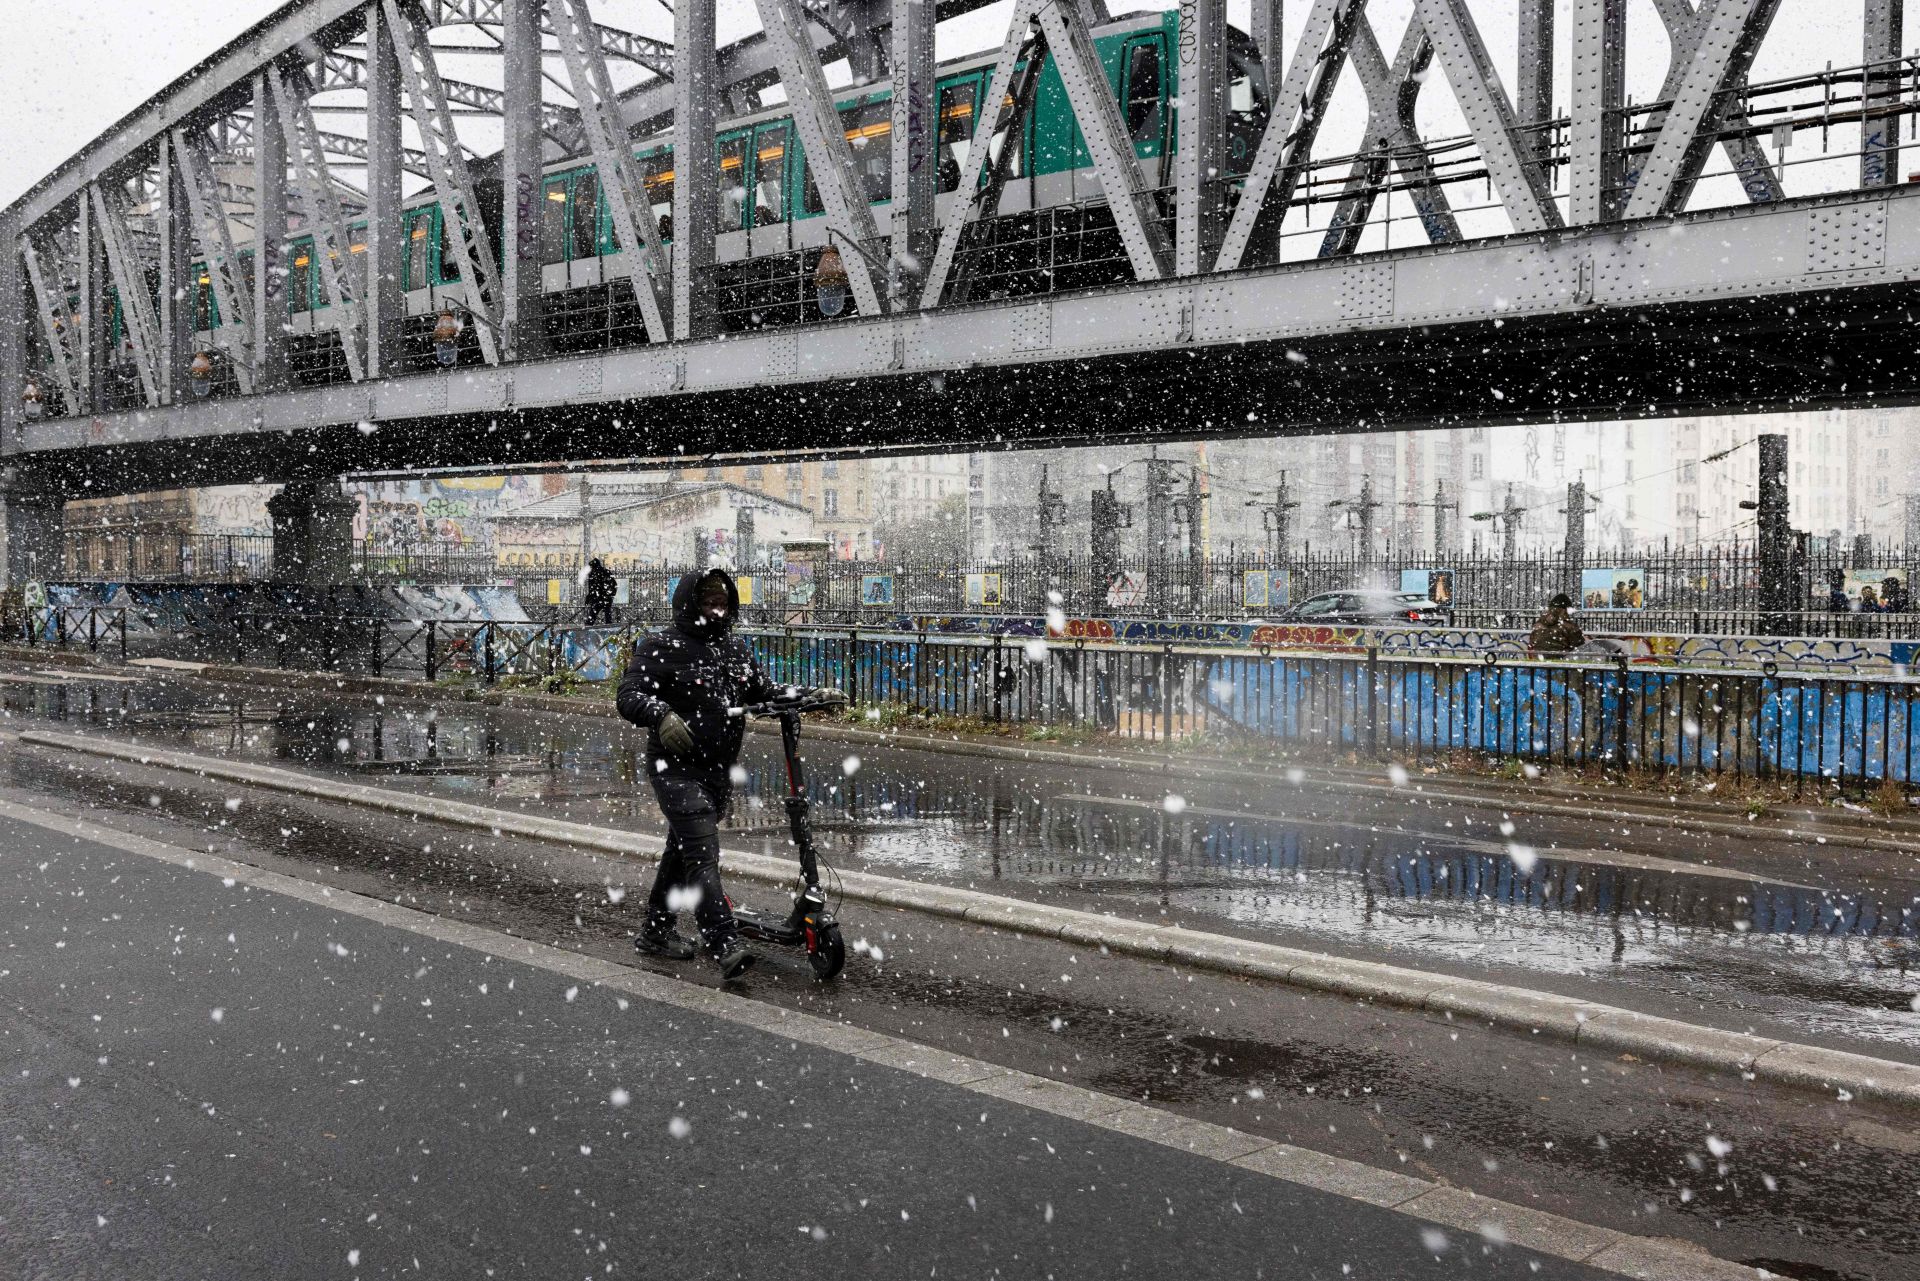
728,691,847,981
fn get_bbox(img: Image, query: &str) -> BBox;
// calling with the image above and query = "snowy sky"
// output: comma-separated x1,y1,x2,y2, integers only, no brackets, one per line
0,1,1877,212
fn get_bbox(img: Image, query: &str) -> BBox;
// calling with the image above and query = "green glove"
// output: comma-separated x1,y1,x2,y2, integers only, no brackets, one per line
657,712,694,758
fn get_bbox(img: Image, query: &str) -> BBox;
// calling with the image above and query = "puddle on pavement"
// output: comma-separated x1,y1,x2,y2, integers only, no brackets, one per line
6,671,1919,1048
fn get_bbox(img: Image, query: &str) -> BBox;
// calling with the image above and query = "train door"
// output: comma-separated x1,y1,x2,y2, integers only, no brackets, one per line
568,168,602,288
716,130,752,263
747,122,792,258
403,208,434,294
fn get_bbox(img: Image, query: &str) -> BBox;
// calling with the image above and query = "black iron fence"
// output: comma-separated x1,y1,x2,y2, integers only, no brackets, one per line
13,609,1913,794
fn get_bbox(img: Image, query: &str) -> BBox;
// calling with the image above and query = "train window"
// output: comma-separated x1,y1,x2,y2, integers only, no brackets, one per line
571,171,601,258
937,82,977,193
751,125,787,226
718,135,750,230
1124,42,1163,144
288,246,312,314
541,179,570,264
441,211,463,283
642,153,674,241
845,101,891,201
405,211,432,288
194,270,216,331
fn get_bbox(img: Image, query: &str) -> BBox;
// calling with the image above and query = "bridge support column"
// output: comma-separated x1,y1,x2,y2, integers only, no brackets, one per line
0,485,64,589
252,70,290,394
0,212,23,446
1755,434,1793,635
267,480,355,586
364,0,409,375
497,0,546,360
1863,0,1904,187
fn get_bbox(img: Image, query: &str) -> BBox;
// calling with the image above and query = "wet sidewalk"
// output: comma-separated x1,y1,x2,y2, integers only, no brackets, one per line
4,660,1918,1054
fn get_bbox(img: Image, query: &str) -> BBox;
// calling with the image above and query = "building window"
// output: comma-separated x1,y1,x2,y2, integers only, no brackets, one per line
1469,455,1484,480
786,462,803,481
822,460,839,478
787,487,802,505
745,465,764,482
823,489,839,515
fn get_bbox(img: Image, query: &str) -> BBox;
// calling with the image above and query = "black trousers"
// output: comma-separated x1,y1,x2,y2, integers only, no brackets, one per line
646,772,737,952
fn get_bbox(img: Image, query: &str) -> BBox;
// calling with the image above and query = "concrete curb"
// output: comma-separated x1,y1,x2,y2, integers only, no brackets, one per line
18,726,1920,1114
11,644,1917,849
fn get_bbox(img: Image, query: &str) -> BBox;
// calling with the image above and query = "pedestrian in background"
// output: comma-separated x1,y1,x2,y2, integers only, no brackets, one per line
1528,593,1586,656
582,557,616,625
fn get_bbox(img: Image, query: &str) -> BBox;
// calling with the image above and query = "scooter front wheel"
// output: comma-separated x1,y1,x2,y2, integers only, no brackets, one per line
807,924,846,982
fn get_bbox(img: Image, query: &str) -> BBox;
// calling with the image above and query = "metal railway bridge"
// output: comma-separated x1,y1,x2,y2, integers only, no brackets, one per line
3,0,1920,579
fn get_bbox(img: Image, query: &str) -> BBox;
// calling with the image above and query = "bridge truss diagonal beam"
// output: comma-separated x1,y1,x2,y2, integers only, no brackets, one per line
888,0,937,308
1413,0,1561,234
756,0,886,316
382,0,505,364
171,128,257,393
1216,0,1371,273
87,182,162,409
1034,0,1171,282
917,0,1046,309
16,235,82,414
1637,0,1783,206
269,62,368,382
1624,0,1784,219
549,0,671,344
1318,12,1460,258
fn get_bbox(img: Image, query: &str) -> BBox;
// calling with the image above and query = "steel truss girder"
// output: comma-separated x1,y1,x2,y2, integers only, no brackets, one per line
673,0,718,339
1863,0,1904,188
16,235,83,414
382,0,506,364
549,0,671,343
1637,0,1782,206
317,47,585,155
1319,12,1460,257
87,182,163,408
1568,0,1627,224
756,0,887,316
917,0,1046,309
1624,0,1784,219
1175,0,1227,276
1414,0,1561,234
1216,0,1373,273
171,128,257,392
269,62,368,382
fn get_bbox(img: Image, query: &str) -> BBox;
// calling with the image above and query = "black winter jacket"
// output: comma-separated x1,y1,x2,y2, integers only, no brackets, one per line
616,569,782,775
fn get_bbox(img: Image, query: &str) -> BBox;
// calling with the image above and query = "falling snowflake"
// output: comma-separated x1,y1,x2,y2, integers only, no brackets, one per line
668,1115,692,1139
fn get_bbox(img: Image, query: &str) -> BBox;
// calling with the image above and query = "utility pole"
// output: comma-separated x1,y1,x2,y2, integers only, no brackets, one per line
1144,448,1174,616
1090,480,1129,617
1034,463,1068,596
577,473,593,571
1183,464,1206,610
1470,487,1530,604
1561,477,1596,599
1744,433,1792,634
1246,471,1299,564
1328,475,1384,569
1432,479,1458,558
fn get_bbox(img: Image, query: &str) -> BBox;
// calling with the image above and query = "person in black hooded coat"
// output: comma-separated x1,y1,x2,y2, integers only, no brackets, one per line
616,568,802,976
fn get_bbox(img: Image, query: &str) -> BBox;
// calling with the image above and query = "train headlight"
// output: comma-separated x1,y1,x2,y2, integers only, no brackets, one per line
432,308,463,367
189,352,214,398
813,246,849,318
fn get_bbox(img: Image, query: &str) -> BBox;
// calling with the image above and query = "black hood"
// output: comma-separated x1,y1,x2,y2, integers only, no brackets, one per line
673,567,740,637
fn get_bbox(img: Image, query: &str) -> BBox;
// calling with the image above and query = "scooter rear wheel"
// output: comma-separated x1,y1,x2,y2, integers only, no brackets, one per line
807,925,846,982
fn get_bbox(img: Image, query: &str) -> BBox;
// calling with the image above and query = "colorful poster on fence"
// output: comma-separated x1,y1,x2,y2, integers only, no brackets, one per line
546,578,564,605
965,573,1003,608
1399,569,1455,604
861,574,895,607
1242,569,1289,609
1843,568,1908,612
1580,567,1647,609
736,575,755,606
785,562,815,606
613,577,631,606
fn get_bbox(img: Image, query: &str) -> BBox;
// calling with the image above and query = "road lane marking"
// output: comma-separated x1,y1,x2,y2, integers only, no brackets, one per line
0,792,1769,1281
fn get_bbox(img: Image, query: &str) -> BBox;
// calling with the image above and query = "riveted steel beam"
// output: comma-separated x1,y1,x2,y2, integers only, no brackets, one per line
16,234,82,416
1036,0,1170,282
251,72,289,394
1216,0,1372,273
495,0,545,360
1414,0,1561,234
1638,0,1782,206
1319,14,1459,257
382,0,505,364
673,0,718,339
1515,0,1554,166
88,182,162,408
1863,0,1904,187
551,0,672,344
172,128,257,393
1623,0,1783,219
757,0,886,316
919,0,1046,308
1568,0,1628,223
889,0,937,308
1176,0,1228,276
269,62,367,382
362,0,407,375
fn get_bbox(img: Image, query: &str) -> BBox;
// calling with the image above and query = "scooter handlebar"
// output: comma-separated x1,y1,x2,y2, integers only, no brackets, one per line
733,689,847,718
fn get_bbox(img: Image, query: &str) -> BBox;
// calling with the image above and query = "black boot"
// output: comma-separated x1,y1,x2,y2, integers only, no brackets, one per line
711,936,755,981
635,919,696,960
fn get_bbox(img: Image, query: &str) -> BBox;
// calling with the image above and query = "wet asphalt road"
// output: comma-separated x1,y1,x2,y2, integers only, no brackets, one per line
3,810,1632,1281
0,665,1915,1278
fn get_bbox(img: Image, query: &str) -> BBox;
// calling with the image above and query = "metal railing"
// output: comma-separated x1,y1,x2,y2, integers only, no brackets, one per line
2,605,129,660
16,608,1905,794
